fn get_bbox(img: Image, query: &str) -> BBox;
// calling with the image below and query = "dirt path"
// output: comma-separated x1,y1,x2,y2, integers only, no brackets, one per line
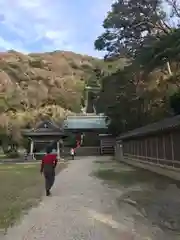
2,156,180,239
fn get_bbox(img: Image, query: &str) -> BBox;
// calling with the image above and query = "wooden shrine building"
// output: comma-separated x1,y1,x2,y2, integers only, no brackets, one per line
22,120,67,160
22,114,115,159
63,114,115,154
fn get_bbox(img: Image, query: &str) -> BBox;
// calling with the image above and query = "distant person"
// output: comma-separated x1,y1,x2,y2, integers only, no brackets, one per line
70,148,75,160
40,149,57,196
52,148,56,153
76,139,80,148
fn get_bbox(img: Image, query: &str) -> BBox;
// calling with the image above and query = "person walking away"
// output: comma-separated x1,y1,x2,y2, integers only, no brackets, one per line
40,149,57,196
70,148,75,160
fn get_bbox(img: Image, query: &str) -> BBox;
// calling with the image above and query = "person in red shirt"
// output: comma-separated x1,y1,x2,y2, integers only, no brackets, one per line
40,148,57,196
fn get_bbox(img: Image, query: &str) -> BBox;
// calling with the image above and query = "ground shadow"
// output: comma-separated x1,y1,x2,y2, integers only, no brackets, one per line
94,160,113,164
118,186,180,234
93,163,180,234
93,167,180,189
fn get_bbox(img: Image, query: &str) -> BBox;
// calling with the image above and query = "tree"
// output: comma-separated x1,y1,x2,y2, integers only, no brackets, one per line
94,0,170,59
94,0,180,136
96,66,142,134
166,0,180,24
135,29,180,73
169,90,180,115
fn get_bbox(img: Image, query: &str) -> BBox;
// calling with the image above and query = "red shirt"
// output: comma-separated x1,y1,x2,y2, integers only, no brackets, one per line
40,153,57,172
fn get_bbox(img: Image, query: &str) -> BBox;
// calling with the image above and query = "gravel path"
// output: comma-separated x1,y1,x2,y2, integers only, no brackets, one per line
1,156,173,240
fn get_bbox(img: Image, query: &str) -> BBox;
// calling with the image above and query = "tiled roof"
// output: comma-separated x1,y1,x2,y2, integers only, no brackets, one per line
21,129,66,137
22,119,65,137
118,114,180,140
63,115,108,129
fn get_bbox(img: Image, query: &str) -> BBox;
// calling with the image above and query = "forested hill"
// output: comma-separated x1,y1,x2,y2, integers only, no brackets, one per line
0,50,103,112
0,50,106,142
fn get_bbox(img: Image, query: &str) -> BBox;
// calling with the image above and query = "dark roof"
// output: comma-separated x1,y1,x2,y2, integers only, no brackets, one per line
22,129,67,137
118,114,180,140
35,120,60,130
22,119,66,137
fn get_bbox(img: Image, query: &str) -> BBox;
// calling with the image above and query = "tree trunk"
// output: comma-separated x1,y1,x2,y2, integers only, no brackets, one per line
166,61,172,75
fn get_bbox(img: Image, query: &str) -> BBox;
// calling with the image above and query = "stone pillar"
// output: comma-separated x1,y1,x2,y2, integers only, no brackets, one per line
57,141,60,160
30,140,35,160
30,140,33,154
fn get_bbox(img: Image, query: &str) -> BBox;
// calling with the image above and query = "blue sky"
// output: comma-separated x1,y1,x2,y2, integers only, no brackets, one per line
0,0,112,57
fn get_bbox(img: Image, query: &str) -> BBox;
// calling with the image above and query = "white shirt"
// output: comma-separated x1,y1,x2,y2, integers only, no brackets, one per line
70,149,74,155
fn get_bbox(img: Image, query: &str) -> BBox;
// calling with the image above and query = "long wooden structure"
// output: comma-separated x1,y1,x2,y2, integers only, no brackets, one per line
115,115,180,179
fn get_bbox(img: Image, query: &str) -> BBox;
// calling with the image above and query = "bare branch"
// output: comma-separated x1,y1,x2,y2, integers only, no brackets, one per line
166,0,180,18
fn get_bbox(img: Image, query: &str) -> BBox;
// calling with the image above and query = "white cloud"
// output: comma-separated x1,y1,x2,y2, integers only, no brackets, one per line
0,0,69,44
0,0,113,56
16,0,43,9
45,30,69,43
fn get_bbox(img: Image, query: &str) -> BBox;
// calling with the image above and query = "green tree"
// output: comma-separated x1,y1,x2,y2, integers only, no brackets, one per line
135,29,180,73
94,0,180,135
94,0,170,58
169,90,180,115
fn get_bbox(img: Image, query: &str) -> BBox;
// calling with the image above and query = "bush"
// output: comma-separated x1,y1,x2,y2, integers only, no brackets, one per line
6,151,19,159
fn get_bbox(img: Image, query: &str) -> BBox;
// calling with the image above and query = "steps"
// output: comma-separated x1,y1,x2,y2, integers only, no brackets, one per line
62,140,115,157
100,138,115,155
75,147,100,156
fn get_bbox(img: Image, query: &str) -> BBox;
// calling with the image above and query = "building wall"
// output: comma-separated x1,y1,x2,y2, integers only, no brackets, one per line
116,129,180,170
83,132,100,146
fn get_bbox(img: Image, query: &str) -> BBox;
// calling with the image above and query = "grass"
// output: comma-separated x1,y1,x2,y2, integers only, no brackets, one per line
0,162,66,232
93,165,179,188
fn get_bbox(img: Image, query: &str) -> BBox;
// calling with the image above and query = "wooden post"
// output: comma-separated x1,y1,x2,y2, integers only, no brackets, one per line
145,139,147,161
130,141,133,155
100,139,103,155
140,140,142,159
163,135,166,163
156,137,159,164
150,138,153,163
170,133,174,167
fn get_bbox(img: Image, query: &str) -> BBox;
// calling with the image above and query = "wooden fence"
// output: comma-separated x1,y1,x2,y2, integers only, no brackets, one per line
115,115,180,172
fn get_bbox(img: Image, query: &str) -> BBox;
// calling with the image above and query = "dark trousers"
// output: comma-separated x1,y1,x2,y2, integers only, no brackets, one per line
43,167,55,192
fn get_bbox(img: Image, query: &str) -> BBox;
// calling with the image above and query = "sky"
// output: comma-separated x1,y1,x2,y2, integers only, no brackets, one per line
0,0,113,57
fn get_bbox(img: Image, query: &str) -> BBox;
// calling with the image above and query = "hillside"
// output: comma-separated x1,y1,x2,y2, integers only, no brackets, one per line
0,50,105,112
0,50,105,142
